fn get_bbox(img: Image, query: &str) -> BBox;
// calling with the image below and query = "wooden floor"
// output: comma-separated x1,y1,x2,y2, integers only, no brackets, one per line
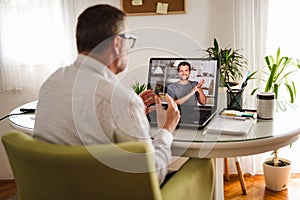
224,174,300,200
0,180,16,200
0,174,299,200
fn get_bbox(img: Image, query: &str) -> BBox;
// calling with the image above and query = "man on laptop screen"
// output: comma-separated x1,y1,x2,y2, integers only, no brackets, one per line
147,58,219,128
167,61,206,106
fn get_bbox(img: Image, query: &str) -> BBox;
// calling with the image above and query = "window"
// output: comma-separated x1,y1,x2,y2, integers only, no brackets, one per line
0,0,76,90
266,0,300,173
267,0,300,58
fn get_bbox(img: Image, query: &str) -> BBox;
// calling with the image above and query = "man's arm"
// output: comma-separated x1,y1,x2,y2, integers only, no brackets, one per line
152,94,180,183
195,80,206,105
123,94,179,184
174,90,196,105
167,82,196,105
195,79,206,105
171,80,206,106
196,88,206,105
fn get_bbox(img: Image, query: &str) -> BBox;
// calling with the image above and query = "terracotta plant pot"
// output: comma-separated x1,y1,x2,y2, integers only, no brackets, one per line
263,158,291,191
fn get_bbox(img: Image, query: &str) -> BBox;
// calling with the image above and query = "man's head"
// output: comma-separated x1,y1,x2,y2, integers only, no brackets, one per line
177,61,191,80
76,4,126,53
76,4,135,74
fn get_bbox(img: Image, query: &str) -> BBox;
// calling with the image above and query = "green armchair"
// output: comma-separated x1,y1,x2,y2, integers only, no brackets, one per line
2,131,214,200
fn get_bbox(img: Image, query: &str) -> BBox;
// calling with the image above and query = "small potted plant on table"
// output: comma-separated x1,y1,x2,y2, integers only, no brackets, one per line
205,38,249,87
131,81,147,95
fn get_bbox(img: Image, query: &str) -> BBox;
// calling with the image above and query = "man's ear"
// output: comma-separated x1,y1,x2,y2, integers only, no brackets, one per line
113,36,122,55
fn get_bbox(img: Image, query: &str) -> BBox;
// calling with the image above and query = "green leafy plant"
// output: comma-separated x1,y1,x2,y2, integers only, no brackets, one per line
131,81,146,95
252,48,299,103
205,38,248,86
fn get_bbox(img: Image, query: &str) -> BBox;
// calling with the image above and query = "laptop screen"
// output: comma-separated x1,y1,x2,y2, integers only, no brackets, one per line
147,57,219,128
147,57,219,107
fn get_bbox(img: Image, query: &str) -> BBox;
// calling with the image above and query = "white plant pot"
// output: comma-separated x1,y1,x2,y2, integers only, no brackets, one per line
263,158,291,191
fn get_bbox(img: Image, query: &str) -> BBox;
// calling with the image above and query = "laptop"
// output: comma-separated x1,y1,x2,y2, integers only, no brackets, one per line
147,57,219,129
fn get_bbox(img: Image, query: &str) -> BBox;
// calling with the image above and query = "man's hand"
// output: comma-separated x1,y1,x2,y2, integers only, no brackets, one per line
193,79,205,93
198,79,205,87
155,94,180,133
139,89,156,114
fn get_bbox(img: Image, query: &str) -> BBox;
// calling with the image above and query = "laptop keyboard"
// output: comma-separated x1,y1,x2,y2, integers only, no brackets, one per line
148,106,214,128
179,108,212,125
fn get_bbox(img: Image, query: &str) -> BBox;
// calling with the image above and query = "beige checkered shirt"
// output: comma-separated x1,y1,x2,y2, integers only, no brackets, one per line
33,55,173,184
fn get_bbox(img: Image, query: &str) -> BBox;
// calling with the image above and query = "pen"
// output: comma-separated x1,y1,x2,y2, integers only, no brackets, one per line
240,71,250,89
225,82,233,94
220,115,247,121
222,113,254,118
221,110,256,118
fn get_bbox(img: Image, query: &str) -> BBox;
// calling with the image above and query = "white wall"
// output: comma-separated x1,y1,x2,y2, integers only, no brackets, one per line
72,0,235,86
0,0,235,179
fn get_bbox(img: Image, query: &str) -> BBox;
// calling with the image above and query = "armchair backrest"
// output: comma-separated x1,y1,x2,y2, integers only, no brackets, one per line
2,131,163,200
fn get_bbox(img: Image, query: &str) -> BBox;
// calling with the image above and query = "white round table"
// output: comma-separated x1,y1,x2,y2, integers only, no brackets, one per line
8,101,37,135
8,100,300,200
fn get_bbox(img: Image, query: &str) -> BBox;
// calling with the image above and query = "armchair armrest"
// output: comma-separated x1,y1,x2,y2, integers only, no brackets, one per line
161,158,215,200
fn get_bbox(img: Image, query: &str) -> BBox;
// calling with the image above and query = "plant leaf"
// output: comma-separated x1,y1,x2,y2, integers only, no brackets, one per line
246,71,257,81
250,88,259,95
292,81,296,98
284,83,295,103
276,47,281,64
265,64,278,92
131,82,146,95
265,56,272,70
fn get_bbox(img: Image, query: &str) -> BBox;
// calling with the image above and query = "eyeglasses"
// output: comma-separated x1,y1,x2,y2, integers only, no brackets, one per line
118,34,137,48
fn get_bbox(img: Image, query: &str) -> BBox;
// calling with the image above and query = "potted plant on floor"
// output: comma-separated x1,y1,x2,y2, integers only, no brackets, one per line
263,149,291,191
205,38,249,87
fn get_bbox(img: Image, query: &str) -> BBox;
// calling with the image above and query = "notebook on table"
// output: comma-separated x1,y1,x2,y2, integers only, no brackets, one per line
206,115,254,135
147,57,219,129
206,108,256,135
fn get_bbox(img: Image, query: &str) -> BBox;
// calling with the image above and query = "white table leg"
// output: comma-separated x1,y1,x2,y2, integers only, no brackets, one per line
213,158,224,200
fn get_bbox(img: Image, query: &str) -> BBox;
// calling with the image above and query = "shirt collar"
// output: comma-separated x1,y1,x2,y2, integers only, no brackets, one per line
74,54,117,81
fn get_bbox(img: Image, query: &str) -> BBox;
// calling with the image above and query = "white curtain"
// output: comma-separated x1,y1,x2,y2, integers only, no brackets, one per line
233,0,269,95
0,0,77,91
230,0,300,175
230,0,268,175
